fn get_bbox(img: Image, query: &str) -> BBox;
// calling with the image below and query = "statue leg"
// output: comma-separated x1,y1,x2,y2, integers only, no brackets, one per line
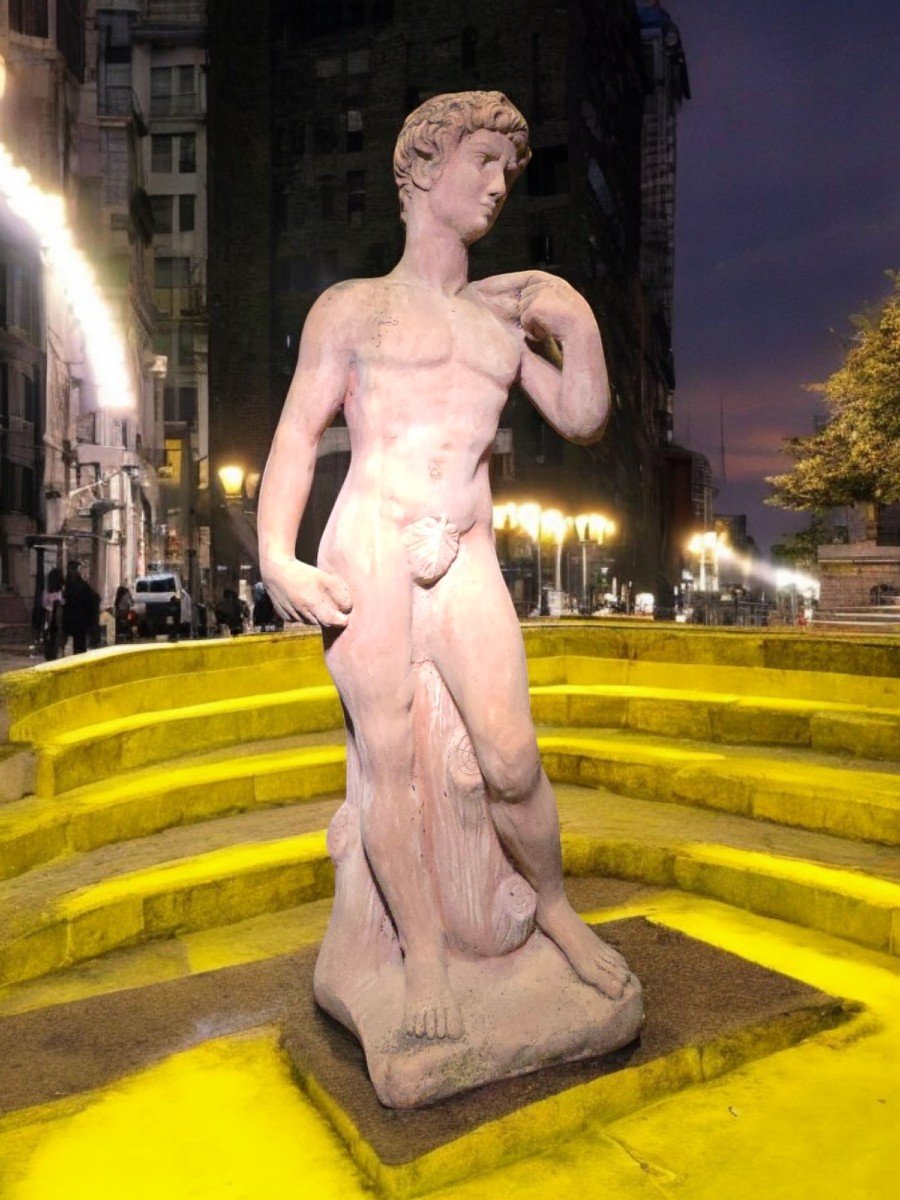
324,577,464,1041
428,534,631,999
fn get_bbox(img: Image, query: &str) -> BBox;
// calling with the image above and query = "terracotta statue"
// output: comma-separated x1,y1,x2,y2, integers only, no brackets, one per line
258,91,642,1107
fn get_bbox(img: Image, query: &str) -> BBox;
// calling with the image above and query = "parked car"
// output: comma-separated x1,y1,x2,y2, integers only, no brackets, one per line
131,572,192,639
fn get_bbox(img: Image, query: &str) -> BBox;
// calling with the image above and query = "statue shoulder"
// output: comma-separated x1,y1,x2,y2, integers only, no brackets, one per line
304,279,377,343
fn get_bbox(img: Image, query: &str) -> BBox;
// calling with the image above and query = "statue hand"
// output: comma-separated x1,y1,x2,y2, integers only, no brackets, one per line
261,557,353,628
476,271,594,345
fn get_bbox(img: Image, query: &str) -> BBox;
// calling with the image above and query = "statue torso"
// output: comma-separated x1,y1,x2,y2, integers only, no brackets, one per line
326,279,522,547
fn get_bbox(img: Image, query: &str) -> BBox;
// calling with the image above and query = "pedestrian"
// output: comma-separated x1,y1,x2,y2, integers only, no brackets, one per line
62,561,100,655
41,565,65,661
252,581,282,632
114,583,133,643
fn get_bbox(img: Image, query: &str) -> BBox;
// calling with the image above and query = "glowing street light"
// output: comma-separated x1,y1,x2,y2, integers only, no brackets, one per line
218,464,245,500
0,139,134,411
574,511,616,611
688,530,724,593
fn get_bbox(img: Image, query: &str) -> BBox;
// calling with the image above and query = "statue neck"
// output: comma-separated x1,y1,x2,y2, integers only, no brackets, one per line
393,213,469,296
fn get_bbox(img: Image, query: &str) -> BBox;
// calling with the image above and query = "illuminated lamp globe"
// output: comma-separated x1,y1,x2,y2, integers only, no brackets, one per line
218,464,245,499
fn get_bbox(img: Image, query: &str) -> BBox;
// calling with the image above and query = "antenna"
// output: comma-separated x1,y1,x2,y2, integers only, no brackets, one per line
719,394,727,484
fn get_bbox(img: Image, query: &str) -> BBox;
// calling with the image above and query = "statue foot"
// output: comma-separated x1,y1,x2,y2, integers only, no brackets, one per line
537,897,632,1000
403,959,464,1041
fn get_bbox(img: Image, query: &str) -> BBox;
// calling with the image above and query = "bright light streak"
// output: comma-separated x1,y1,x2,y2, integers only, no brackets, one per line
0,142,135,410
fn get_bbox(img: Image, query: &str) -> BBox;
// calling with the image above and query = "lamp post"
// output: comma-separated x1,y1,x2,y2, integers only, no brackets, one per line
574,512,616,613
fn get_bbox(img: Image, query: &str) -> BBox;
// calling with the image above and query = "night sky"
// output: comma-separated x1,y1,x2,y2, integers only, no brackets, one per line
669,0,900,551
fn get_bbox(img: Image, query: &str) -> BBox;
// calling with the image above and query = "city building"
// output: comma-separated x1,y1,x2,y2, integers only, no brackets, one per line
1,0,174,631
207,0,690,598
135,0,209,601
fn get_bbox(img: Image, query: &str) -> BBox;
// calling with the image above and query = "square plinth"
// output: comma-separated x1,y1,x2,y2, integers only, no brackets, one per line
281,918,857,1198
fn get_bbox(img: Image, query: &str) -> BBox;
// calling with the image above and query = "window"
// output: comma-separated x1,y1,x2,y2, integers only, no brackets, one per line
151,194,173,234
151,134,195,174
9,1,49,38
57,0,85,79
22,372,37,424
163,387,196,424
155,256,190,315
151,65,197,116
178,194,195,232
526,146,570,197
315,57,341,79
347,171,365,226
0,463,37,517
151,135,173,174
178,134,196,174
346,110,363,152
150,67,172,113
177,324,194,363
178,386,197,422
177,66,196,111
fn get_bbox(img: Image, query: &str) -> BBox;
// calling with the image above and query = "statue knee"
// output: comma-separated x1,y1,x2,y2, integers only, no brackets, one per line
486,740,542,804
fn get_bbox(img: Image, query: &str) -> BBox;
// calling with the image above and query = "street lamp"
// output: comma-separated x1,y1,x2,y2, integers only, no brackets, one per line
218,463,245,500
574,512,616,612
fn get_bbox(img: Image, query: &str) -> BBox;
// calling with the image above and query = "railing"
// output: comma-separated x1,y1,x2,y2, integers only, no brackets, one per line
149,94,204,118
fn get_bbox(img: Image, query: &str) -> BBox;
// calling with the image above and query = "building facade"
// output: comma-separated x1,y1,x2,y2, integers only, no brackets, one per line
208,0,690,597
0,0,179,630
1,1,210,635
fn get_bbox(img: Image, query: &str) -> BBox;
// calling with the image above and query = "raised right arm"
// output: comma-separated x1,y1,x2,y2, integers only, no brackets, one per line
257,285,356,626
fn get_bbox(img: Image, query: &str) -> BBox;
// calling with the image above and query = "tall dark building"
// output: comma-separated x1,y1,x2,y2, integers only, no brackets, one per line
208,0,688,594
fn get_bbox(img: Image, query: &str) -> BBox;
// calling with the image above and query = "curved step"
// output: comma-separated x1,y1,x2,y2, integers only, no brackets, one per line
5,624,898,743
3,726,900,887
21,676,900,801
1,783,899,990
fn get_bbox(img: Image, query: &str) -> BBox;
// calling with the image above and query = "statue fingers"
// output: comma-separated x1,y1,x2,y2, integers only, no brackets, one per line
322,572,353,613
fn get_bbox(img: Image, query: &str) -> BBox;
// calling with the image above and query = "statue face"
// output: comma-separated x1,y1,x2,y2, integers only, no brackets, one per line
425,129,521,245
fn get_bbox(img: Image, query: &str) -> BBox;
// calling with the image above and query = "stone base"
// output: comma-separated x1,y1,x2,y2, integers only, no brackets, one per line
282,918,857,1197
314,926,643,1108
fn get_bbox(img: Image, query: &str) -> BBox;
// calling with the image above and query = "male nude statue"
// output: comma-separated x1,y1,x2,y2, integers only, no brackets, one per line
258,91,632,1043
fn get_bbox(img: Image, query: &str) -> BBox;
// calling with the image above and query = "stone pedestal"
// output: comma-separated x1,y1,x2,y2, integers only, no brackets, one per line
313,661,643,1108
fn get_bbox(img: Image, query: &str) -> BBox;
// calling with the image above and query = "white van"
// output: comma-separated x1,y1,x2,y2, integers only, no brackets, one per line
131,572,192,639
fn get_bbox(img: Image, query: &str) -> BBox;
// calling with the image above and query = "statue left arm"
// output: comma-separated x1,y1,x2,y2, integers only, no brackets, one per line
479,271,610,445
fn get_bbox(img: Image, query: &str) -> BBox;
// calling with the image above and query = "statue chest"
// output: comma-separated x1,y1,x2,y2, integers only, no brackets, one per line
359,292,520,386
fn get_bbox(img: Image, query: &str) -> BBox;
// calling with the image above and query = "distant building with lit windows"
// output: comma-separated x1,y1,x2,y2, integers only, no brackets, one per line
208,0,690,594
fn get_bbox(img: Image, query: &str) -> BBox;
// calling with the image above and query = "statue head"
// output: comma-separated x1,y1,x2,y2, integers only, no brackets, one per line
393,91,531,227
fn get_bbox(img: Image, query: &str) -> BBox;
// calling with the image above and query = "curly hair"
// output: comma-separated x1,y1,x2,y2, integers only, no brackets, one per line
393,91,531,221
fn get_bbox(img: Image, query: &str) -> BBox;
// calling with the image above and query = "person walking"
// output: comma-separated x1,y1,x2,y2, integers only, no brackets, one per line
62,561,100,655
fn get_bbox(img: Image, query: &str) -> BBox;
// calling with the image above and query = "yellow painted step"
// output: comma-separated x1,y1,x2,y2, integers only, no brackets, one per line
32,686,344,796
2,786,900,989
26,672,900,801
5,624,898,741
532,683,900,757
554,653,900,708
4,724,900,889
1,631,325,732
0,742,346,881
541,732,900,846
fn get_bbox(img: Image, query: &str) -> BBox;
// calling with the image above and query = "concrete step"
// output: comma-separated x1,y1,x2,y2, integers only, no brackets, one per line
4,624,898,742
1,783,898,990
16,673,900,800
31,685,344,796
3,726,900,887
532,684,900,759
